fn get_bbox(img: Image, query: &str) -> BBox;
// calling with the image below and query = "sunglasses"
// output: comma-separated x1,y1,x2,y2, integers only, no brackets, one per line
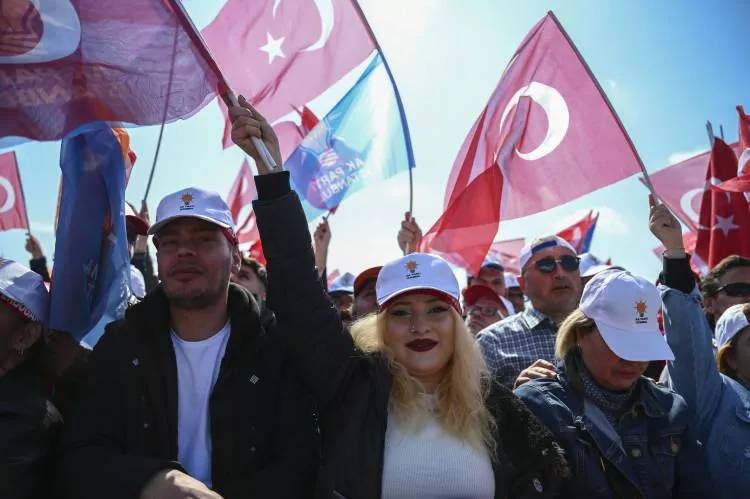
532,255,580,274
716,282,750,297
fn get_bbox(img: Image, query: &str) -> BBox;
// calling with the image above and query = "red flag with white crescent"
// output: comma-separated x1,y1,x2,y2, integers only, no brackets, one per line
0,151,29,232
421,12,643,272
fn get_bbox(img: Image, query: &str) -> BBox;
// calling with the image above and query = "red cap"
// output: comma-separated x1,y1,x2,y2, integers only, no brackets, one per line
354,266,382,296
125,203,149,236
462,284,503,308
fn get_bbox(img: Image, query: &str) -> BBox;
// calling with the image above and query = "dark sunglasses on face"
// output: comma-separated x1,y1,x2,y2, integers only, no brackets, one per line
533,255,580,274
716,282,750,297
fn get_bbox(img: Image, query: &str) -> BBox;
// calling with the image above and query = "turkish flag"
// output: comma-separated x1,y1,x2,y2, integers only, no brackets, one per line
226,159,257,223
421,12,642,272
646,142,741,229
715,173,750,193
275,106,320,161
695,138,750,268
556,211,599,253
0,151,29,231
236,210,265,265
202,0,375,149
0,0,224,141
738,106,750,152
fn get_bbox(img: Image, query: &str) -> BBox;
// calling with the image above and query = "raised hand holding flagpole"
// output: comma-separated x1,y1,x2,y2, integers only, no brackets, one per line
167,0,279,173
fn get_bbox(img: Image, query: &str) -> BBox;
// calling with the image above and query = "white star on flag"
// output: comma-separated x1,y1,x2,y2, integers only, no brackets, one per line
259,32,285,64
713,214,739,237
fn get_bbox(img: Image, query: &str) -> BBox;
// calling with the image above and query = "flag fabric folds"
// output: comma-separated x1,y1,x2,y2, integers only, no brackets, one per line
486,238,525,274
556,211,599,253
695,138,750,269
226,159,257,223
49,124,131,345
0,0,223,141
202,0,375,149
285,53,413,220
421,12,643,273
0,151,29,231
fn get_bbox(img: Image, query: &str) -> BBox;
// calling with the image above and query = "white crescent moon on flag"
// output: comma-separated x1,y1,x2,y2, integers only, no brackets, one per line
0,0,82,64
301,0,334,52
0,176,16,213
499,81,570,161
270,0,333,52
679,187,702,225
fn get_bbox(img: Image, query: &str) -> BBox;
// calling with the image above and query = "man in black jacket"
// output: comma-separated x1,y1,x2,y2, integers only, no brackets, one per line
57,186,317,499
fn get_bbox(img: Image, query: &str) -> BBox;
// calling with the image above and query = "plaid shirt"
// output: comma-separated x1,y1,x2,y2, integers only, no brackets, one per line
476,305,558,388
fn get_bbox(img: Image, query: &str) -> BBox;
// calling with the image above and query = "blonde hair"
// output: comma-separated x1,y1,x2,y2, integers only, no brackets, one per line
350,309,496,453
555,308,596,360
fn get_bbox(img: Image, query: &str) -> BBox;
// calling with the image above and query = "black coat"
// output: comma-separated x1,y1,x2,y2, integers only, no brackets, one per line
0,361,61,499
254,173,569,499
56,283,318,499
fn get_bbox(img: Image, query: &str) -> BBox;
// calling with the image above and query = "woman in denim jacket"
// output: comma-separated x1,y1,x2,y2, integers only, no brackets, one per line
515,267,707,498
651,197,750,499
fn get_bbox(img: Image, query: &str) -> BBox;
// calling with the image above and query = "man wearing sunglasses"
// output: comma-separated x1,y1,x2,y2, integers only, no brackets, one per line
702,255,750,328
477,236,583,389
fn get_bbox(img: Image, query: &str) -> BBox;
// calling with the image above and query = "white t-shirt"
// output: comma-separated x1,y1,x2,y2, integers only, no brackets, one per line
170,321,231,487
381,396,495,499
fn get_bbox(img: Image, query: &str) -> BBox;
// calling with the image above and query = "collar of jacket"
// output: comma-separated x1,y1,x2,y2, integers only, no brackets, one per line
125,283,264,359
559,352,667,420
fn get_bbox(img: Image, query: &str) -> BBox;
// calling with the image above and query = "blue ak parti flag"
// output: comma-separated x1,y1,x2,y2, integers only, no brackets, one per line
50,124,131,345
285,53,414,220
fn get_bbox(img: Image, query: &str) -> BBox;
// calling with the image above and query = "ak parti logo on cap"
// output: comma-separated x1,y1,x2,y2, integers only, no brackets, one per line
634,300,649,325
179,192,195,211
405,260,421,280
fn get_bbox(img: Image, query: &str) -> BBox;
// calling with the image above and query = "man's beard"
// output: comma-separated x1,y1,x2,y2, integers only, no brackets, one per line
164,267,230,310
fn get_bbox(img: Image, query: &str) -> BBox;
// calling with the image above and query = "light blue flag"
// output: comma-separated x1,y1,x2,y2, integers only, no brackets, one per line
50,124,131,346
285,53,414,220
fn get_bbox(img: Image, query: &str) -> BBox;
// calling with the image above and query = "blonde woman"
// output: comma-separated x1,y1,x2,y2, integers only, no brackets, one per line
651,196,750,499
230,97,568,499
515,268,707,498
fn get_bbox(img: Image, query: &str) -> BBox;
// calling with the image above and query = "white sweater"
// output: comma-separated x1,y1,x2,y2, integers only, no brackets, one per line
381,398,495,499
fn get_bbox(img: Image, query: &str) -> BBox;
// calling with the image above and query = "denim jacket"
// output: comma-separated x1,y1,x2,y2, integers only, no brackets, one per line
515,364,707,498
661,282,750,499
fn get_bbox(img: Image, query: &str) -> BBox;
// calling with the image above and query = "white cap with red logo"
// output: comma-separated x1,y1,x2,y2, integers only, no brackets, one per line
376,253,460,311
580,268,674,361
149,187,235,235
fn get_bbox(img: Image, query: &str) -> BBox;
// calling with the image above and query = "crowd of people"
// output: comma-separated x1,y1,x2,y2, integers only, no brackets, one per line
1,97,749,499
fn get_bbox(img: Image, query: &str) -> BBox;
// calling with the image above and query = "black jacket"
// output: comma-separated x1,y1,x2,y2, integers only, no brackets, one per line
0,360,61,499
254,173,569,499
56,283,318,499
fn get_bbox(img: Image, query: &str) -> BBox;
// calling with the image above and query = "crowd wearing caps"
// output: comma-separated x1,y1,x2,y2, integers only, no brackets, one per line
463,284,508,336
0,258,49,325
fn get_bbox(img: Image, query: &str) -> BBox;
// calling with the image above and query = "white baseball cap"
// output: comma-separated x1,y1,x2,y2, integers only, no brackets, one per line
504,272,520,288
149,187,235,235
329,272,355,296
0,259,49,324
376,253,460,311
580,268,674,361
519,236,577,270
715,304,750,348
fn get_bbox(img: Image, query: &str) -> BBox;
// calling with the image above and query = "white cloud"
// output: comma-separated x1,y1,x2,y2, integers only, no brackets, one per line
607,79,617,90
667,146,706,166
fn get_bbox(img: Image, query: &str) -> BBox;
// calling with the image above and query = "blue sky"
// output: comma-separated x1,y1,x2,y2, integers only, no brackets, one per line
2,0,748,283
